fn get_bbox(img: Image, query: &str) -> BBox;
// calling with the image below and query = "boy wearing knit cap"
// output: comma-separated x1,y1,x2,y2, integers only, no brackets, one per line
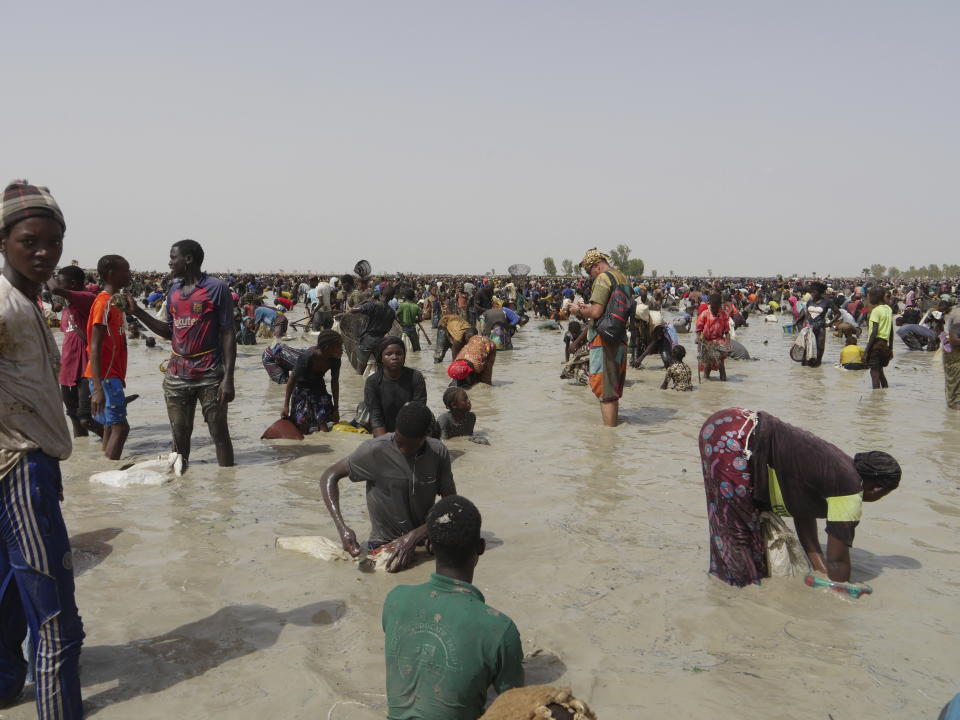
0,180,85,718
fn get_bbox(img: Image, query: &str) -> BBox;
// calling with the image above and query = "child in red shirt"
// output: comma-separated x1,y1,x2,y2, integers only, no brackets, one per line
84,254,131,459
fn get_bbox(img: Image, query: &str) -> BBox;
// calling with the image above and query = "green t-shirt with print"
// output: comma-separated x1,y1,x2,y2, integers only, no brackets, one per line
382,573,524,720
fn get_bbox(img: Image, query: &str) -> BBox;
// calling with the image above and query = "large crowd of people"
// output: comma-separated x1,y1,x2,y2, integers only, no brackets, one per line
2,180,959,718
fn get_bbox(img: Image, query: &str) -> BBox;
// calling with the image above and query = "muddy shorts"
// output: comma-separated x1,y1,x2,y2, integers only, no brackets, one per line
163,370,226,428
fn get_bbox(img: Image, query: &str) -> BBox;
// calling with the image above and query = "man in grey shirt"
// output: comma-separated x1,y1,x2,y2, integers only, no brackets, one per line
321,403,455,572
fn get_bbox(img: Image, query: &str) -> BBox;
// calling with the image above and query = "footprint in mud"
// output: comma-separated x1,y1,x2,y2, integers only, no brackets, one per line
912,538,959,555
925,500,960,518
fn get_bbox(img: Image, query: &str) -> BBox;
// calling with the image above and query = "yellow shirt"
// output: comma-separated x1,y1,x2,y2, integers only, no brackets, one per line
840,345,865,365
868,304,893,342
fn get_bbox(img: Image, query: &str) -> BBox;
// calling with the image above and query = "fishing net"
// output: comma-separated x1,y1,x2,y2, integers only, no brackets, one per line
354,259,372,278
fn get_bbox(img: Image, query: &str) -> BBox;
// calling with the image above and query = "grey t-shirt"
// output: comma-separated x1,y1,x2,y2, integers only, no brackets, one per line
437,411,477,439
348,434,455,546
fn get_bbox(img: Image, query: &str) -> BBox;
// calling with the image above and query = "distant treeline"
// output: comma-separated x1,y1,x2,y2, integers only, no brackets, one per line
865,263,960,279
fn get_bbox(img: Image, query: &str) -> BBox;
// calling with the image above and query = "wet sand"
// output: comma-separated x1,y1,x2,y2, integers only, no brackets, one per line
8,312,959,718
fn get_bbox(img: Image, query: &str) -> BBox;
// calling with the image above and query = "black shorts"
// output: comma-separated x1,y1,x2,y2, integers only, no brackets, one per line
867,339,892,369
61,382,93,420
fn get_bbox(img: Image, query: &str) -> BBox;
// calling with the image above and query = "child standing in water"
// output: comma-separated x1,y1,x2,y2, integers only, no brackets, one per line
660,345,693,391
864,286,893,389
84,254,132,459
437,387,477,439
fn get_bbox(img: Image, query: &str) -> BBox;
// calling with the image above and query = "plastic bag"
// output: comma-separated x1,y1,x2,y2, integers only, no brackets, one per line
352,402,371,429
761,511,810,577
90,452,183,487
90,469,169,487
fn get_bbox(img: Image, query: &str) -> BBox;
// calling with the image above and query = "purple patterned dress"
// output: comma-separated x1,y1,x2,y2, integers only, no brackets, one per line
699,407,766,587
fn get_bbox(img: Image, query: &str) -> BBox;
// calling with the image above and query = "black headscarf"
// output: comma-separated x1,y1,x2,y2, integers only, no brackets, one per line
854,451,902,489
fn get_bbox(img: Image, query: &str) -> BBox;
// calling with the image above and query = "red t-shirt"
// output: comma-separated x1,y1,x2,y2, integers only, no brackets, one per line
83,292,127,380
166,274,233,379
59,289,97,386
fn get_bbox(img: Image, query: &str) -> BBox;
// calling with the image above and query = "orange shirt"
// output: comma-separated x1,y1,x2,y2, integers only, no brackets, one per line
83,292,127,380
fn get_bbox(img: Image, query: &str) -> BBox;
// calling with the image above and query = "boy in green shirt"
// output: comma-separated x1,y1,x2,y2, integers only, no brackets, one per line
396,289,423,351
382,495,523,720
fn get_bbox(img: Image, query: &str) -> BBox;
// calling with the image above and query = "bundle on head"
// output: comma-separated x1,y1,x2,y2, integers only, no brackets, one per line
447,359,472,381
480,685,597,720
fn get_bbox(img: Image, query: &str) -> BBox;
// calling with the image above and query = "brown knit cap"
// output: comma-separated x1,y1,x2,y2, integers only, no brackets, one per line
0,179,66,233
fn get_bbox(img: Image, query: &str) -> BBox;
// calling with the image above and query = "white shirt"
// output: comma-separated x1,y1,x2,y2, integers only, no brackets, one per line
0,275,72,475
316,282,332,310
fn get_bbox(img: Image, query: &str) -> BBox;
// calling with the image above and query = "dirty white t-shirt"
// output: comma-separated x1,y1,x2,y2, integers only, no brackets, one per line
0,274,72,476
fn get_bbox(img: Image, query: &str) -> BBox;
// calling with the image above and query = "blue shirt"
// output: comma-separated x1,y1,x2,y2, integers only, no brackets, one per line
254,306,279,327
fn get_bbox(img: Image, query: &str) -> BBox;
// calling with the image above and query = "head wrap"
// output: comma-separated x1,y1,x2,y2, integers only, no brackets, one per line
0,179,66,233
447,359,473,381
854,451,902,490
480,685,597,720
579,248,610,270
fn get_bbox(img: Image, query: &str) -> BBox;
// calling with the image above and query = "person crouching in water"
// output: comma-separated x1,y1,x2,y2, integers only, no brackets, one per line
438,387,476,439
660,344,693,391
320,403,455,572
448,329,497,388
262,330,342,433
839,335,867,370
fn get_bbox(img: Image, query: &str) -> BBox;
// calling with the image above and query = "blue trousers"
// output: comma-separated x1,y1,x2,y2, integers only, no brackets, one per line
0,451,84,718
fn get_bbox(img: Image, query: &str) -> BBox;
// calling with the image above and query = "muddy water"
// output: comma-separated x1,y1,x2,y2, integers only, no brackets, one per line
7,313,958,719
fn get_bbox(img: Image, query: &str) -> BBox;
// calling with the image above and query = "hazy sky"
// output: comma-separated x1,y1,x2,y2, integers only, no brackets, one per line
5,1,957,276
